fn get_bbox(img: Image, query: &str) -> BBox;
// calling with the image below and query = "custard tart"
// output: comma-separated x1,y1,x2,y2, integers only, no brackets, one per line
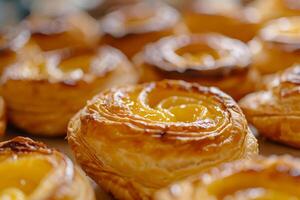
0,136,95,200
155,155,300,200
1,46,137,136
183,0,258,42
239,65,300,148
100,2,186,58
250,17,300,75
134,34,258,100
249,0,300,22
68,80,258,200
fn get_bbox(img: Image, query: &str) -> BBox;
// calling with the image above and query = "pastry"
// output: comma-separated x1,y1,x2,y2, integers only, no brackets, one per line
134,34,258,100
239,65,300,148
155,155,300,200
250,17,300,75
0,12,100,76
248,0,300,22
1,46,138,136
183,0,258,42
18,11,100,52
0,136,95,200
68,80,258,200
100,2,187,58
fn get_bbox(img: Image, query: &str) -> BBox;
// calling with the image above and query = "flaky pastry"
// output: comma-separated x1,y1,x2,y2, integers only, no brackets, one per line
250,16,300,75
134,34,258,100
183,0,258,42
155,155,300,200
68,80,258,200
0,136,95,200
239,65,300,148
1,46,137,136
100,2,187,58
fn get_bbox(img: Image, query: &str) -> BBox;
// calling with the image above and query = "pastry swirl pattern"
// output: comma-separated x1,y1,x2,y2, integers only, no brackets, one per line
68,80,258,200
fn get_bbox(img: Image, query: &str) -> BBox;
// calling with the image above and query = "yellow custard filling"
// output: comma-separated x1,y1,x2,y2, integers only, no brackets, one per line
205,173,300,200
120,86,224,125
0,155,53,199
176,44,220,66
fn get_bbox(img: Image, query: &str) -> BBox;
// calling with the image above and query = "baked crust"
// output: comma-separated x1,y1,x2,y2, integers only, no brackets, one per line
183,0,258,42
100,2,187,58
68,80,258,200
0,136,95,200
239,65,300,147
134,34,258,100
155,155,300,200
250,16,300,75
1,46,138,136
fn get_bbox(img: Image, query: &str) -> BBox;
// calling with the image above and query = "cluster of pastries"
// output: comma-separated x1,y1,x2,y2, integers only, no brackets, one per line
1,0,300,199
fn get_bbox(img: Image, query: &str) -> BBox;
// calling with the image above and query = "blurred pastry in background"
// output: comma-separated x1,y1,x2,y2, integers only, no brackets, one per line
0,11,101,76
68,80,258,200
183,0,258,42
239,65,300,148
100,2,187,58
155,155,300,200
250,17,300,75
1,46,137,136
248,0,300,23
17,11,101,52
134,34,258,100
0,136,95,200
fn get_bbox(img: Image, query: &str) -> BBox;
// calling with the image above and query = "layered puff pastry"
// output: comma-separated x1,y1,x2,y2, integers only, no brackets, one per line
0,136,95,200
100,2,187,58
250,17,300,75
248,0,300,22
155,155,300,200
239,65,300,148
68,80,258,200
134,34,258,100
183,0,258,42
1,46,137,136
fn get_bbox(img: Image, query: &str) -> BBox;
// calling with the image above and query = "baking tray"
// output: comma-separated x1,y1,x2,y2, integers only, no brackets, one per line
1,128,300,200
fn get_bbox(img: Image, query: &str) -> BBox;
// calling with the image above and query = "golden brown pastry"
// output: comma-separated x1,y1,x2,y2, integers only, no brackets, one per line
134,34,258,100
239,65,300,148
68,80,258,200
0,136,95,200
183,0,258,42
248,0,300,22
0,12,100,76
155,155,300,200
250,17,300,75
100,2,186,58
19,11,100,52
1,46,138,136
